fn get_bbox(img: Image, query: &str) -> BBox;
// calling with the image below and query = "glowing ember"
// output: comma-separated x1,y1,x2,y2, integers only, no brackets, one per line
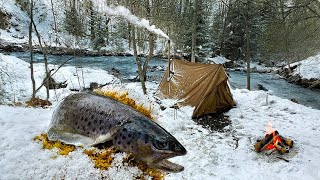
263,131,283,151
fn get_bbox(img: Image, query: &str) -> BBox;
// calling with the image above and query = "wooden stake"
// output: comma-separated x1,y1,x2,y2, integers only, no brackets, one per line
167,39,171,78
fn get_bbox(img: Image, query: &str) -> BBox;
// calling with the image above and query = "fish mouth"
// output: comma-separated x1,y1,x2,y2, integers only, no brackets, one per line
151,142,187,173
152,159,184,173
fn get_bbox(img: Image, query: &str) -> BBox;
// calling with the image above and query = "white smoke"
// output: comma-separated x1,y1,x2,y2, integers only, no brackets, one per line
92,0,170,40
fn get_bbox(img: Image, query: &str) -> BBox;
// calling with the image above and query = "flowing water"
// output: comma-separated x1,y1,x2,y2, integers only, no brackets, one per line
10,52,167,81
228,71,320,110
8,52,320,110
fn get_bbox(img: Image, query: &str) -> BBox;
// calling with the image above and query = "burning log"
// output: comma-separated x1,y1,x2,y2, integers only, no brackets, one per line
279,135,294,148
254,130,293,154
254,131,279,152
275,143,289,154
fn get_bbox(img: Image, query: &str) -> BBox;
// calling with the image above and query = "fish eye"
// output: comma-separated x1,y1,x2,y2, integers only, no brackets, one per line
153,139,168,150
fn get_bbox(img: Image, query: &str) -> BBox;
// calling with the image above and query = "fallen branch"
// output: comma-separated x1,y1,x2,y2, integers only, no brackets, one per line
35,57,73,93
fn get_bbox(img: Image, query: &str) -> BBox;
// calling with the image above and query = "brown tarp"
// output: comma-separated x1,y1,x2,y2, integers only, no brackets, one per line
156,59,235,118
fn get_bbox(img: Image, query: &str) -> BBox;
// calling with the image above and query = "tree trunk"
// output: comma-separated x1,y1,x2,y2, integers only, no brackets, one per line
191,0,198,63
50,0,58,45
89,1,95,41
142,1,154,82
142,33,154,81
29,0,36,99
128,23,132,49
32,20,50,100
281,0,291,73
219,1,228,56
132,26,147,94
245,17,250,90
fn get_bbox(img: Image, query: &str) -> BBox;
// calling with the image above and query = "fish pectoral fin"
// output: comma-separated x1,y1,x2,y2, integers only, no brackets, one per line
91,126,124,145
48,128,95,147
152,159,184,173
91,133,114,145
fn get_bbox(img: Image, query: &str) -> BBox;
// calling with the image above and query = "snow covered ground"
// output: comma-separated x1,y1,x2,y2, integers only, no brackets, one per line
1,54,320,179
292,54,320,80
0,53,118,103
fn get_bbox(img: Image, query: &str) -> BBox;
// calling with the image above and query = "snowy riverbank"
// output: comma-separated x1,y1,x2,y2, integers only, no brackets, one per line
0,53,118,103
1,54,320,179
276,54,320,89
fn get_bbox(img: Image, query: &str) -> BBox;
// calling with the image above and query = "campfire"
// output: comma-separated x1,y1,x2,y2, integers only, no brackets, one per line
254,122,294,154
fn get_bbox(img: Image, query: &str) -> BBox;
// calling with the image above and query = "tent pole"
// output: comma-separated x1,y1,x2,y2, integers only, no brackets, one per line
167,39,171,77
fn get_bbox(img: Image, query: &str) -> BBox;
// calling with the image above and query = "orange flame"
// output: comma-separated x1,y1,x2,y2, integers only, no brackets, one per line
263,123,283,151
265,122,274,135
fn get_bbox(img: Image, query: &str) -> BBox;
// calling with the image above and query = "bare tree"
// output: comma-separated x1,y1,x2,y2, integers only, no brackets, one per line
31,20,50,100
50,0,58,45
29,0,36,99
132,26,147,94
191,0,199,62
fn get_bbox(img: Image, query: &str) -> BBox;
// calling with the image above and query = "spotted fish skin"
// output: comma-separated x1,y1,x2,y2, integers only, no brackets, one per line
48,92,187,172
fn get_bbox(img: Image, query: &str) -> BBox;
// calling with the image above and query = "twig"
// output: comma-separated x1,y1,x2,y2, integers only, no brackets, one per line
50,57,73,77
235,138,239,149
276,156,289,162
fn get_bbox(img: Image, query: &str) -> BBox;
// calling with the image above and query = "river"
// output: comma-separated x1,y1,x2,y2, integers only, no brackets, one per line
7,52,320,110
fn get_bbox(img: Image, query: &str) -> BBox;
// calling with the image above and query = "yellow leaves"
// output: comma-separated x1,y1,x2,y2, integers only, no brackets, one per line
95,90,154,120
26,98,52,108
83,148,164,179
83,148,115,170
123,154,165,180
13,102,23,106
34,133,165,179
136,164,165,180
33,133,75,155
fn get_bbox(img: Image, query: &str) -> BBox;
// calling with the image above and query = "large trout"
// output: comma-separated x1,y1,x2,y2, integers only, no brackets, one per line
48,92,187,172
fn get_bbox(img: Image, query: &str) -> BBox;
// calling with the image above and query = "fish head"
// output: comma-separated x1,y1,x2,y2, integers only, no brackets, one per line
113,120,187,173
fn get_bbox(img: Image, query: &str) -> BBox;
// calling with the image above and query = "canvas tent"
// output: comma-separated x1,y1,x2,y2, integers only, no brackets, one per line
156,59,235,118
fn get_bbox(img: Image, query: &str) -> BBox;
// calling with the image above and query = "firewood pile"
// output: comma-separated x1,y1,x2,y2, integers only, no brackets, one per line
254,130,294,154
